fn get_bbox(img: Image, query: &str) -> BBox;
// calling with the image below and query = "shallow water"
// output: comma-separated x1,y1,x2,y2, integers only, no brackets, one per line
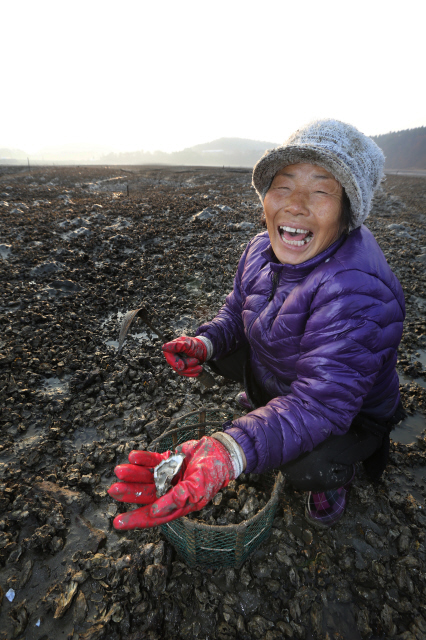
102,310,125,326
0,243,12,259
398,371,426,390
386,465,426,504
105,330,151,351
131,329,150,340
172,315,198,333
73,424,99,449
414,348,426,368
41,375,71,398
105,339,120,349
391,411,426,444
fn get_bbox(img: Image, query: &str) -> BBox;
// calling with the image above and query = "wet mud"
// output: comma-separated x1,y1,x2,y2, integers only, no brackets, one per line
1,165,426,639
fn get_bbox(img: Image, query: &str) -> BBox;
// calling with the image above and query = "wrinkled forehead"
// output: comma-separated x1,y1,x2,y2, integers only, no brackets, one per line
273,163,340,183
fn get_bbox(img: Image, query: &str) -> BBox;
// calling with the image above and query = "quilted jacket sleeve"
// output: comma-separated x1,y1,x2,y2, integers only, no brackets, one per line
195,242,252,359
225,267,405,474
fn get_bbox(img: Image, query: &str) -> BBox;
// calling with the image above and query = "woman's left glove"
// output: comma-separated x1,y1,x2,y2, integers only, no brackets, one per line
108,436,235,530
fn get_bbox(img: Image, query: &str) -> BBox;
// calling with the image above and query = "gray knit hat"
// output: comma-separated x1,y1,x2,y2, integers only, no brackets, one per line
252,119,385,231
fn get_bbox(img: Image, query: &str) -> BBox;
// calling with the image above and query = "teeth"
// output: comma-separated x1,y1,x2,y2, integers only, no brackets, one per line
278,225,313,246
281,235,313,246
279,225,310,234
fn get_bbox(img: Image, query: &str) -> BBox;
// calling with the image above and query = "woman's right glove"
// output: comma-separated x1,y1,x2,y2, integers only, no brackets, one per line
108,435,236,530
162,336,209,377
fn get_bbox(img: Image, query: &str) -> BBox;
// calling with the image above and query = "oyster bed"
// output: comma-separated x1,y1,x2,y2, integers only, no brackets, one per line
1,165,426,639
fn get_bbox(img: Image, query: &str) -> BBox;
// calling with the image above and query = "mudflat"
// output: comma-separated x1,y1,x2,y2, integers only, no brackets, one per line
1,165,426,640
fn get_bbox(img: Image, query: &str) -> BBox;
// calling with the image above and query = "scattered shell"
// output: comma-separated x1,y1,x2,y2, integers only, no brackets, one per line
73,591,88,625
9,601,28,636
54,581,78,619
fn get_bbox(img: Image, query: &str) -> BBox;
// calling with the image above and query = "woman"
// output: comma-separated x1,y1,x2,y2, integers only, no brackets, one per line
108,119,405,530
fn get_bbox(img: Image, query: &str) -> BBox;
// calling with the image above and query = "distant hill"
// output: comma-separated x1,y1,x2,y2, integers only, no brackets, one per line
99,130,426,169
1,128,425,169
0,147,28,164
372,127,426,170
35,143,113,163
99,137,279,168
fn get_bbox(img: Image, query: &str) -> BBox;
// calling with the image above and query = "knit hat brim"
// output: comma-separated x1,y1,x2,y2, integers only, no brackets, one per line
252,145,362,231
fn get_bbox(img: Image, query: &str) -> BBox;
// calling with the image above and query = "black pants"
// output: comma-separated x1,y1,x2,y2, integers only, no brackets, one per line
208,346,403,491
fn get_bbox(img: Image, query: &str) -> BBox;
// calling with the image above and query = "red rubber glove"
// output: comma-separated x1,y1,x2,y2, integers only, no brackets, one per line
108,450,170,506
108,437,235,530
162,336,207,377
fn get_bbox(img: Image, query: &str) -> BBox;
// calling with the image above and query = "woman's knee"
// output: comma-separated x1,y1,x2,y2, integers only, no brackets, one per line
283,458,354,492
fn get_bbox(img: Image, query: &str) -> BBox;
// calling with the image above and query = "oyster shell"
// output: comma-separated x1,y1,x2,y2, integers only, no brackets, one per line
154,453,185,498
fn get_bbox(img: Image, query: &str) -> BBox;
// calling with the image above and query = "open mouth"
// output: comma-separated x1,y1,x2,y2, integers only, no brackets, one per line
279,225,313,246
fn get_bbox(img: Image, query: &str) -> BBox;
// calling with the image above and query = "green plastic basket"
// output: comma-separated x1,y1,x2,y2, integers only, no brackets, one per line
148,407,284,569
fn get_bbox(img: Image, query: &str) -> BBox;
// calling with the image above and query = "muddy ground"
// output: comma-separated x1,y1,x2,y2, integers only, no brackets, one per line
0,165,426,640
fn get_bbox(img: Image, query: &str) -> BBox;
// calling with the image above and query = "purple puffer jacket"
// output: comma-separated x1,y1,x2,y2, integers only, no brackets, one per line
196,226,405,474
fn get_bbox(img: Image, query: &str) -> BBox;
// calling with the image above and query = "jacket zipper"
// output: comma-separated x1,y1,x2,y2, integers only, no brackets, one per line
247,271,280,341
268,272,279,302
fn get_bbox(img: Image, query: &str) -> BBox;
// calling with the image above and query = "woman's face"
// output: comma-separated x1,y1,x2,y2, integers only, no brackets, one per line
263,163,343,265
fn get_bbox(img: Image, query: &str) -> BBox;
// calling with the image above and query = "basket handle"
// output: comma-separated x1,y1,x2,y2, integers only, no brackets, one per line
148,421,225,451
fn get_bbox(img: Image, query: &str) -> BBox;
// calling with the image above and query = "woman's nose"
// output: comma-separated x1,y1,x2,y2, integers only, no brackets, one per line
284,189,309,215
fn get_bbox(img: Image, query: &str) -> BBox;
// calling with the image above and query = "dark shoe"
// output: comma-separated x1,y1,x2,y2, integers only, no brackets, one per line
304,466,355,529
235,391,253,411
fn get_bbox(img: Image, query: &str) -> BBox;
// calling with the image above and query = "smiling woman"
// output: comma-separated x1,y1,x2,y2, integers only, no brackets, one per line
263,163,343,265
108,119,406,532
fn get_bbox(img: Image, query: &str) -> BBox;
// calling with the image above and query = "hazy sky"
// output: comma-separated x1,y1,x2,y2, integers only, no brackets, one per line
2,0,425,154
